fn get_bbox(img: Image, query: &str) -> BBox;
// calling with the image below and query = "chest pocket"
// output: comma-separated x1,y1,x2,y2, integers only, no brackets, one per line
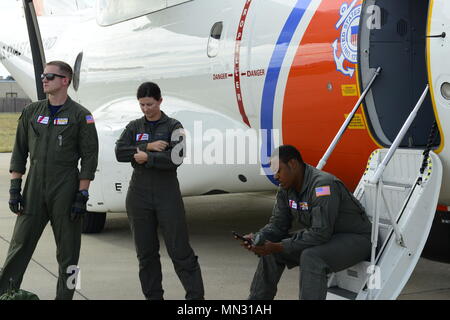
28,121,42,158
55,124,76,145
54,124,78,162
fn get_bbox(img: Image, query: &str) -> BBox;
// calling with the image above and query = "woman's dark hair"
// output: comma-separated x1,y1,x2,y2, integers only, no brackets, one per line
137,82,162,100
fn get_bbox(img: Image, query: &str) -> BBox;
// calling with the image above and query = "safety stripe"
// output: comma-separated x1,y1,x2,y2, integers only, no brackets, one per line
260,0,313,184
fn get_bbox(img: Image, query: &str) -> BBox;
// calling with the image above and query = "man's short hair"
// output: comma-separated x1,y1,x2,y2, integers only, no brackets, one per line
137,82,162,100
46,61,73,85
272,145,304,165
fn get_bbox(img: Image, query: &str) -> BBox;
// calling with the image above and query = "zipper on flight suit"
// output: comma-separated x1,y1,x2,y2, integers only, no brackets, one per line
144,121,155,205
42,110,53,197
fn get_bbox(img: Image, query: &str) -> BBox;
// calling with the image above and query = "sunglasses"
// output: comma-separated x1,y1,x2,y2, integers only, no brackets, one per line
41,73,66,81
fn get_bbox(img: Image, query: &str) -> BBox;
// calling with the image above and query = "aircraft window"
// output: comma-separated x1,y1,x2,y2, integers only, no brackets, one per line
73,52,83,91
441,83,450,101
207,22,223,58
96,0,192,26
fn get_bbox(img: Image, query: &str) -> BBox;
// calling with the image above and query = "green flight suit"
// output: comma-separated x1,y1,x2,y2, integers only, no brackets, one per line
115,111,204,300
249,164,372,300
0,97,98,300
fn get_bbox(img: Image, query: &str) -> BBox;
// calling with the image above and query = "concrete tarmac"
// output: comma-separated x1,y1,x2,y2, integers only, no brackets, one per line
0,153,449,300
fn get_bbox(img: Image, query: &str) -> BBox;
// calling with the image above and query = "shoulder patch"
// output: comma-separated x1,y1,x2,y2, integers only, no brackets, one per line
315,186,331,197
85,115,95,124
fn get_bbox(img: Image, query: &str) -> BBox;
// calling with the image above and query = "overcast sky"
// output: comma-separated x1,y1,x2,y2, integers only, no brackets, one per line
0,65,9,77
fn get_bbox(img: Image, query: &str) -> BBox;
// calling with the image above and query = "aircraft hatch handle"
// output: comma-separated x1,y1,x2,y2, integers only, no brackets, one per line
426,32,446,38
317,67,382,170
369,85,430,185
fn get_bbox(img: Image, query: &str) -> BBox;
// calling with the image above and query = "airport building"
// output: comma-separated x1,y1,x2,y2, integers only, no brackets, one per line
0,78,31,112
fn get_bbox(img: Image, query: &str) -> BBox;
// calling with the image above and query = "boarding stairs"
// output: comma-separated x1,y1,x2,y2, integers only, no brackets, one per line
316,75,443,300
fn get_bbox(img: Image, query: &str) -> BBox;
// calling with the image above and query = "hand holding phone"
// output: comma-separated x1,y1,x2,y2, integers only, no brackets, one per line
232,231,253,245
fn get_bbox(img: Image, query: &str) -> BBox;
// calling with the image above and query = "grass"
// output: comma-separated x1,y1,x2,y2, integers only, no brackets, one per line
0,113,20,152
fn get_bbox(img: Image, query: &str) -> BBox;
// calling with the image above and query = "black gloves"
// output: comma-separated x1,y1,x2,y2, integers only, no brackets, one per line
9,178,24,214
71,190,89,222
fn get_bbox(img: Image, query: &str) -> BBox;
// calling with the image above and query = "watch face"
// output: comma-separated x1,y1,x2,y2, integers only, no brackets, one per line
254,233,262,245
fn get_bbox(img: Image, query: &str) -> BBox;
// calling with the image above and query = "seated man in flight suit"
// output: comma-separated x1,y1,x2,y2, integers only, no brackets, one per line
241,145,372,300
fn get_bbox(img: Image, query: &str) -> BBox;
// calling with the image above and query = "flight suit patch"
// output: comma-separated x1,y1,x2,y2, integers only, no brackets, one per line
136,133,149,141
37,116,49,125
54,118,68,125
289,200,298,210
299,202,309,211
315,186,331,197
85,115,95,124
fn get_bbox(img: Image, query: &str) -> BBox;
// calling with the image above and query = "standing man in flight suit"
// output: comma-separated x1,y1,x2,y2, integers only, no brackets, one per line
240,145,372,300
115,82,204,300
0,61,99,300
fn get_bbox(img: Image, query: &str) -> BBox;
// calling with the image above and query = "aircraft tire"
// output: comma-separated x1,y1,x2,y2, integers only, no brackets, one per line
82,211,106,234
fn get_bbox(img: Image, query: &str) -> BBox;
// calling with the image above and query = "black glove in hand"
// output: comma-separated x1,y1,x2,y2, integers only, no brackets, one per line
71,190,89,222
9,178,24,214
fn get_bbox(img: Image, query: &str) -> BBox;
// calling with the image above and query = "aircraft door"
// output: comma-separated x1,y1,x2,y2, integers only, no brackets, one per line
230,0,261,126
207,0,261,127
427,0,450,204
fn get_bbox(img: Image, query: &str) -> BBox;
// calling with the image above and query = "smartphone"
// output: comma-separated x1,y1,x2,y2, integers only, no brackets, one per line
232,231,252,244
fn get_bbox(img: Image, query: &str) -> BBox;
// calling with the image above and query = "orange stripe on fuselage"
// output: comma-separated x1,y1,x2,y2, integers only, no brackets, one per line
282,0,377,191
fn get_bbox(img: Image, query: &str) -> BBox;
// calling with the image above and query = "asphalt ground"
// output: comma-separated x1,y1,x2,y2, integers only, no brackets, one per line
0,153,449,300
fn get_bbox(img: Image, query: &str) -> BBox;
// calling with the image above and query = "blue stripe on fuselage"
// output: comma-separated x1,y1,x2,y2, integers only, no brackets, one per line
260,0,313,185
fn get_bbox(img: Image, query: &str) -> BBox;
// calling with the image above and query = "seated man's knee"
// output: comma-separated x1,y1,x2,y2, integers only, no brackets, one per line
300,248,328,273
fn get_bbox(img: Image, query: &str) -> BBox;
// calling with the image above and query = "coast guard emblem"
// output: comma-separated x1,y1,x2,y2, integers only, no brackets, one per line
332,1,361,78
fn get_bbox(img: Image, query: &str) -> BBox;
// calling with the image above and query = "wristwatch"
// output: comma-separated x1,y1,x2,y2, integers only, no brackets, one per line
80,189,89,198
253,233,263,246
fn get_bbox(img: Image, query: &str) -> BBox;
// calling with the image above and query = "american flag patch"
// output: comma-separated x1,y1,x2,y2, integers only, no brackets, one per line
136,133,149,141
315,186,331,197
54,118,68,125
86,115,95,124
37,116,49,125
289,200,297,210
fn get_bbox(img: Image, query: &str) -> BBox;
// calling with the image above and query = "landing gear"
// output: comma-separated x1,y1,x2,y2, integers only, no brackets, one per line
82,211,106,234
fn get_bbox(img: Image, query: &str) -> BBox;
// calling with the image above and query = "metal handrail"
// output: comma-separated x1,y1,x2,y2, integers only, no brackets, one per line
369,85,429,184
317,67,382,170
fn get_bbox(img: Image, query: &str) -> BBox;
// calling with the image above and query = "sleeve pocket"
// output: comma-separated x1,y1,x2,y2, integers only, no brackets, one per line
311,206,324,229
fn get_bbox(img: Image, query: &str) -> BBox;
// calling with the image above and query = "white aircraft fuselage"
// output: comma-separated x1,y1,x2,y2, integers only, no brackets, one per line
1,0,450,217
